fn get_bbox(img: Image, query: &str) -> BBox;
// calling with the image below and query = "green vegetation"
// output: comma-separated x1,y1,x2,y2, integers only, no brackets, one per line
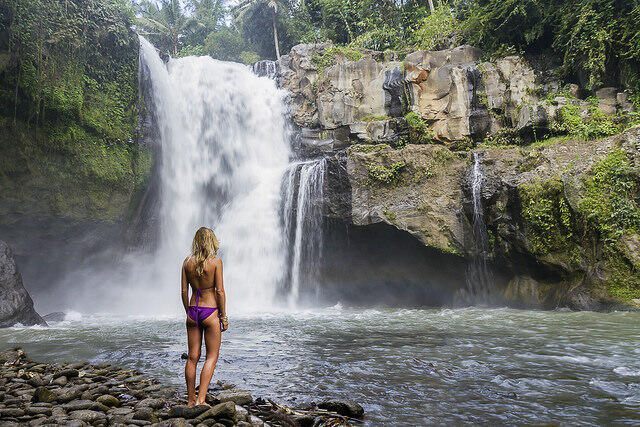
365,160,405,185
404,112,434,144
519,179,574,256
311,45,364,72
0,0,151,222
552,102,624,140
517,151,640,300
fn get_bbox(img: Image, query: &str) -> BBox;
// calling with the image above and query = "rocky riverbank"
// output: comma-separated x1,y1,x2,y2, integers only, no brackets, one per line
0,348,364,426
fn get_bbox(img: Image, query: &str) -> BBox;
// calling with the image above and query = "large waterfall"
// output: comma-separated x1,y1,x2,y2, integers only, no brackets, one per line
137,37,292,312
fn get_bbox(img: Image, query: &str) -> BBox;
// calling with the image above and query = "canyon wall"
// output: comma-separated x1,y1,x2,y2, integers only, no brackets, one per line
277,42,640,310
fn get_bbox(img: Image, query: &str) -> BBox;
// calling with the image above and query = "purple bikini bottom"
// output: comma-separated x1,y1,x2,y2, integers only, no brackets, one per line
188,306,218,327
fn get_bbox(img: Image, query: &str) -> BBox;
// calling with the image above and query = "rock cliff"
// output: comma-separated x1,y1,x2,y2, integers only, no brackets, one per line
0,241,45,327
277,42,640,310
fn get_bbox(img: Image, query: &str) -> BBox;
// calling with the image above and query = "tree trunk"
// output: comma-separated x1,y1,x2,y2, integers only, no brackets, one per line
427,0,434,13
272,11,280,60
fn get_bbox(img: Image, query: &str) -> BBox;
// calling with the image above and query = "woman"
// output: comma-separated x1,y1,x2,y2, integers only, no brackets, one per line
181,227,229,406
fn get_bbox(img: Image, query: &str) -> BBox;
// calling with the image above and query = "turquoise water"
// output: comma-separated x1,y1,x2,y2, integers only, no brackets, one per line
1,307,640,425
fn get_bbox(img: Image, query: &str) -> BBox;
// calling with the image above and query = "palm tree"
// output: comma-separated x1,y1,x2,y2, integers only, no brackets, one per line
137,0,198,56
232,0,283,60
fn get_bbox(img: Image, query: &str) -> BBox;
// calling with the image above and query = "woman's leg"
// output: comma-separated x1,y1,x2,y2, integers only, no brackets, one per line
185,316,202,406
195,314,222,405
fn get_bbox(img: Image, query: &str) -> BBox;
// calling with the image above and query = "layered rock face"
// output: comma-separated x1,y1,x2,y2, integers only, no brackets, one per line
0,241,45,327
277,42,640,310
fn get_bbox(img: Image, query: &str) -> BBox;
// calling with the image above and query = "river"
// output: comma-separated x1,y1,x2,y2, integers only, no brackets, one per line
2,307,639,425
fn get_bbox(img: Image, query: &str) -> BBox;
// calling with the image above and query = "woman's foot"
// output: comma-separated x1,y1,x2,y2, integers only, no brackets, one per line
187,399,196,407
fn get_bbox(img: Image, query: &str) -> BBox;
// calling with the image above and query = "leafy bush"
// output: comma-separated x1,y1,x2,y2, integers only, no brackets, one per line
412,6,459,50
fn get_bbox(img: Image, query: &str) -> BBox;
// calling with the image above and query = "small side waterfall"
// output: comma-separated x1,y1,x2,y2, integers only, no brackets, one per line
281,159,327,306
466,152,493,298
253,60,279,79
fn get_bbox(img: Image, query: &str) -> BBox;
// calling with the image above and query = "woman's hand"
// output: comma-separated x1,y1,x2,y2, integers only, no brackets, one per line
220,316,228,332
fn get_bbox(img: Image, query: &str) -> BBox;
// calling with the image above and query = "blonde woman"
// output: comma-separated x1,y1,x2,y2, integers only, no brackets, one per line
181,227,228,406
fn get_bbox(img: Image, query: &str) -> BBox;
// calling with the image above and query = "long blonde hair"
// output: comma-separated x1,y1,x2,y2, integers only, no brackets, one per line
191,227,220,277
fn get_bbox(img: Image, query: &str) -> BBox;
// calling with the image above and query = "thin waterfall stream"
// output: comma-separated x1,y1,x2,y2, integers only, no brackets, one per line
280,158,327,306
466,152,493,299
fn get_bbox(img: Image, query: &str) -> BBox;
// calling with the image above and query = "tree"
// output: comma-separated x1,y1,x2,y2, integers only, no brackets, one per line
232,0,286,59
137,0,198,55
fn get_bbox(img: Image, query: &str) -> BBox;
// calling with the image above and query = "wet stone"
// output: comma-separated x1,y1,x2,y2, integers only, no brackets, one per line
25,405,52,415
234,405,248,421
317,399,364,418
32,387,55,403
248,415,264,427
168,405,210,419
96,394,120,407
52,376,67,386
0,407,25,417
54,369,79,379
61,399,95,411
155,418,189,427
69,409,106,423
214,390,252,406
133,408,158,422
135,397,164,409
196,402,236,423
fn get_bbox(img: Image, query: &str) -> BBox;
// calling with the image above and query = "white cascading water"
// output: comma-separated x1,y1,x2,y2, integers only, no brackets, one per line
281,159,326,306
466,152,493,297
136,36,291,313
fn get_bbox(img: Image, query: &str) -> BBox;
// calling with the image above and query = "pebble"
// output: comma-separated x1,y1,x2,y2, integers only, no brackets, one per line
0,347,363,426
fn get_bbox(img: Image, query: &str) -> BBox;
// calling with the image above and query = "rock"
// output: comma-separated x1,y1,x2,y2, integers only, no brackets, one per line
0,407,25,417
68,409,106,423
214,390,252,406
236,422,252,427
32,386,55,403
168,404,210,419
42,312,66,322
317,399,364,418
24,405,52,416
0,241,46,327
155,418,190,427
248,415,264,427
135,397,164,409
404,45,486,141
54,386,84,403
96,394,120,407
0,348,25,363
52,375,67,386
133,408,159,422
293,415,315,426
234,404,248,421
196,402,236,423
54,369,79,379
61,399,95,411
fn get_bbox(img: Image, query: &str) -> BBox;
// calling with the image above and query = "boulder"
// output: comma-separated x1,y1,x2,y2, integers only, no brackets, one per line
0,241,45,327
317,399,365,418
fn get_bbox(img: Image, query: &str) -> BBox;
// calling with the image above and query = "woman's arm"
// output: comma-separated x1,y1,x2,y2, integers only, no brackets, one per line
181,259,189,314
214,258,228,331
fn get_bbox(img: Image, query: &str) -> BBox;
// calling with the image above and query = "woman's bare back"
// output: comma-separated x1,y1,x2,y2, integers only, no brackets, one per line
183,256,220,308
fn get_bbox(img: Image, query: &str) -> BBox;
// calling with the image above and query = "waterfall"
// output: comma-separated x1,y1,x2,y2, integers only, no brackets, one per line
466,152,493,298
280,159,327,306
252,60,279,79
124,37,291,313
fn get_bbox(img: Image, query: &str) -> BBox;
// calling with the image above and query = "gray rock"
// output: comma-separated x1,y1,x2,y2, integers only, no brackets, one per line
135,397,164,409
96,394,120,407
248,415,264,427
214,390,252,406
317,399,364,418
234,404,248,422
52,375,67,386
42,312,66,322
0,241,46,327
168,404,210,419
54,368,79,379
133,408,159,422
68,409,106,423
32,386,55,403
196,402,236,423
155,418,190,427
